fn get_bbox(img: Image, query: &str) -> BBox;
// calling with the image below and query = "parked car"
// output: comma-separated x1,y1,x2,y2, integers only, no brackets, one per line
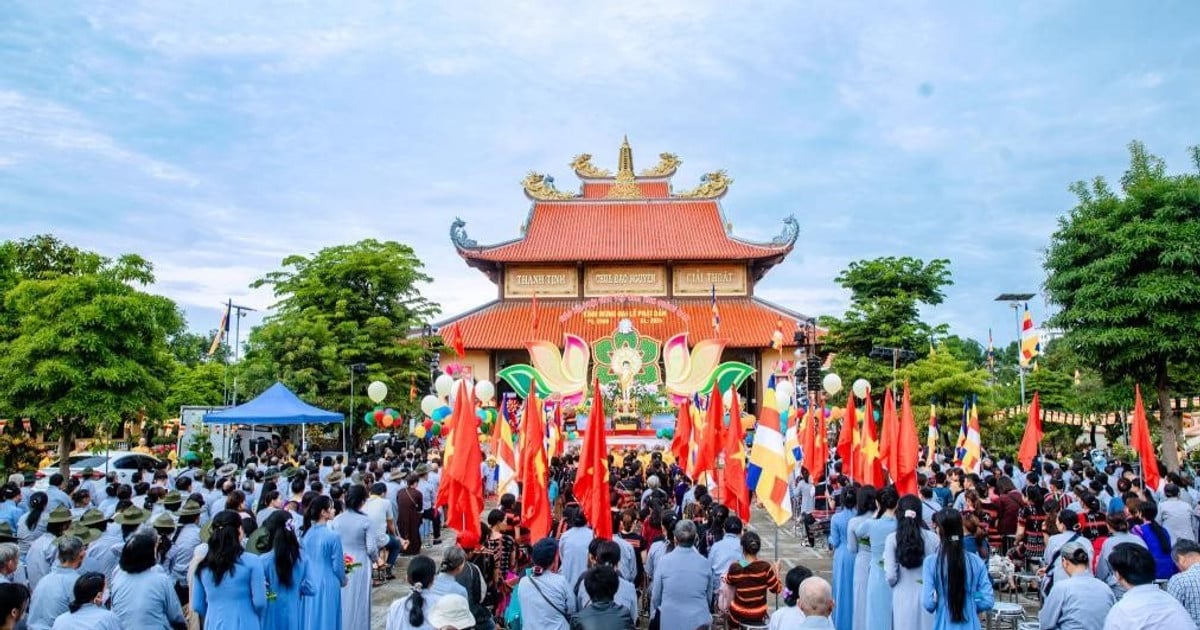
34,450,161,489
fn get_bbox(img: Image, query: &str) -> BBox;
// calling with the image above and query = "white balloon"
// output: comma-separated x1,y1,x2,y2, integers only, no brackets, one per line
775,380,794,404
822,373,843,396
367,381,388,403
475,380,496,403
852,378,871,400
420,395,440,417
774,388,793,413
434,374,455,399
722,389,733,409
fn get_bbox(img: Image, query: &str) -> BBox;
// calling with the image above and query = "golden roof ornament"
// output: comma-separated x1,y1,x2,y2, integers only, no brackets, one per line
521,172,578,201
676,170,732,199
570,154,611,178
640,152,681,177
606,136,642,199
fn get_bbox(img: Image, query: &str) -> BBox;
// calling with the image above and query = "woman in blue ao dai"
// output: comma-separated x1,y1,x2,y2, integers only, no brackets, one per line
845,486,878,630
885,495,940,630
828,487,858,630
921,509,994,630
192,510,267,630
333,485,378,630
855,486,898,630
257,510,314,630
302,496,345,630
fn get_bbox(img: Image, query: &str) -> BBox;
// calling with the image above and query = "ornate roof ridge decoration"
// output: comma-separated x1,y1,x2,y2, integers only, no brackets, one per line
675,170,732,199
606,136,643,199
521,172,579,201
570,154,611,178
639,152,681,177
772,214,800,246
450,217,477,249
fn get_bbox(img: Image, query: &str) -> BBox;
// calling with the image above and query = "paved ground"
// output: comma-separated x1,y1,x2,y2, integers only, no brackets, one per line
368,507,831,629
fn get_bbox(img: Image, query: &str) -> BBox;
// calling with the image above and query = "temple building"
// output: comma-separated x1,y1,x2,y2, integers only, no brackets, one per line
437,139,811,414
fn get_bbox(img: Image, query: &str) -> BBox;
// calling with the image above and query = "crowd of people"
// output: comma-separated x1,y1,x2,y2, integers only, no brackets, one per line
3,435,1200,630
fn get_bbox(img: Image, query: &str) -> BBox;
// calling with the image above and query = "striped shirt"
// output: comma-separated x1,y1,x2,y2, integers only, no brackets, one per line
725,559,782,625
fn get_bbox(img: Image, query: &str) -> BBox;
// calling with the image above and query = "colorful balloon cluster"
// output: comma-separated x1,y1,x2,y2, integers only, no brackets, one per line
476,408,499,435
364,407,400,429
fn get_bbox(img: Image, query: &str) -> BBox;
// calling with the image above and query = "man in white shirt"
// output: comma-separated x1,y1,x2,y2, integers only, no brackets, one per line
1159,483,1196,544
1103,542,1193,630
364,482,401,578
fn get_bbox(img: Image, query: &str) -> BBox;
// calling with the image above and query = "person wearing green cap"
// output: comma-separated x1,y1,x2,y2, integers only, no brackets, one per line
25,506,72,591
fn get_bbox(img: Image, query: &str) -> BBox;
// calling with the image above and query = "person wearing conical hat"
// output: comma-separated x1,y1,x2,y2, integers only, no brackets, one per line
25,506,72,591
166,500,204,615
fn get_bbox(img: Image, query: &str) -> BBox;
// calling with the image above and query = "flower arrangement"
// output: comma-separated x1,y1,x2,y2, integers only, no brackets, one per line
344,554,362,575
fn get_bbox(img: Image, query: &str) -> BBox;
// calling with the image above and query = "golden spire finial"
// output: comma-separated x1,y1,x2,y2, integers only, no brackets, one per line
607,136,642,198
618,135,634,175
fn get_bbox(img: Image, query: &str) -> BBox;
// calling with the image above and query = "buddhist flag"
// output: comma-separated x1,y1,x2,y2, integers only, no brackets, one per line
517,390,552,540
691,382,724,483
671,399,693,467
895,383,920,496
207,300,231,357
926,403,938,468
574,379,612,539
860,393,883,487
723,389,750,522
747,389,793,526
490,409,517,497
1016,392,1043,472
961,396,982,474
711,285,721,336
438,380,484,549
837,395,856,471
1131,385,1161,492
1020,303,1041,367
879,389,900,479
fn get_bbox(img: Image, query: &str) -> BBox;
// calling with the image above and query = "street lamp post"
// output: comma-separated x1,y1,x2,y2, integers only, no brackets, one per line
347,363,367,459
995,293,1035,408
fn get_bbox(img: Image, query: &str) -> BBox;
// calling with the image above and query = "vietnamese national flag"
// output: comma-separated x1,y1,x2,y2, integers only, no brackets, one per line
801,406,817,477
880,389,900,481
437,379,484,549
574,379,612,539
895,383,920,496
1131,385,1161,492
860,394,883,487
691,382,724,484
671,398,693,468
445,324,466,358
723,388,750,522
837,395,856,472
1017,392,1043,472
518,390,552,540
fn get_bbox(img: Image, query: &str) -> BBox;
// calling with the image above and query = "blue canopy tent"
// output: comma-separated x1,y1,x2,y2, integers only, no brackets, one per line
204,382,343,456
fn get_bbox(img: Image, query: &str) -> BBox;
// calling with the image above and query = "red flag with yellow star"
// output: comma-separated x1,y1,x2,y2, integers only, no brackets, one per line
518,390,552,540
723,389,749,522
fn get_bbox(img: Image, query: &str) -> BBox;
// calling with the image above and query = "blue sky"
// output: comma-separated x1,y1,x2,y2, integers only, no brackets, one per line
2,2,1198,350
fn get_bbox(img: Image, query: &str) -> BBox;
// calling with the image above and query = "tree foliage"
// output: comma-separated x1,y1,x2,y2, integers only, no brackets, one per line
1044,141,1200,470
0,236,182,470
241,240,439,444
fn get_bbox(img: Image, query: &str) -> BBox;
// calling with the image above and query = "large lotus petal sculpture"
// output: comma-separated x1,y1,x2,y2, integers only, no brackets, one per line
497,334,589,406
663,333,755,403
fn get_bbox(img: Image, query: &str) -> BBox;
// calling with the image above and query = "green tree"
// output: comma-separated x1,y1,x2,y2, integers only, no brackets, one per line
165,362,227,412
820,256,953,390
169,329,229,367
0,238,182,472
1044,141,1200,470
242,240,439,445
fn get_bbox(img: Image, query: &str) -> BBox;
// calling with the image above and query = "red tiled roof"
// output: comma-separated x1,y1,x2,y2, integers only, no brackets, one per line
439,297,808,350
459,200,791,264
581,181,671,198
